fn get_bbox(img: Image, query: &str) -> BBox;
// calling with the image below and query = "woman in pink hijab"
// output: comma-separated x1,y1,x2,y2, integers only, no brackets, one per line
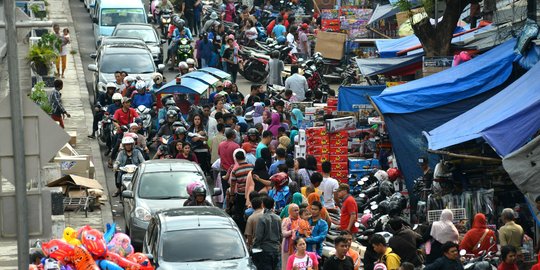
267,112,281,138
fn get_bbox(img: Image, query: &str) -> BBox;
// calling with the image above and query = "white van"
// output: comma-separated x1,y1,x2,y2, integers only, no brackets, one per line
92,0,148,47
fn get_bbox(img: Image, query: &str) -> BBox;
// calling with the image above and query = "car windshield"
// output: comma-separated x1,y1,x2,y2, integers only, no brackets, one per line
138,171,204,199
101,8,145,27
115,29,157,43
100,53,154,73
162,228,246,262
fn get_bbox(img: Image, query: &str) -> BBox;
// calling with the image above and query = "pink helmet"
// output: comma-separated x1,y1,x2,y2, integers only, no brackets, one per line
360,213,372,227
186,181,204,196
222,80,232,88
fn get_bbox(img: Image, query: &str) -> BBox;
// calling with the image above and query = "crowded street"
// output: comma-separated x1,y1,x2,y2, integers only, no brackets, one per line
1,0,540,269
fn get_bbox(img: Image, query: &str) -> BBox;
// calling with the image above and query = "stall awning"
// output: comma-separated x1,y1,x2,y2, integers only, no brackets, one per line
157,77,209,95
337,85,386,112
425,61,540,156
368,4,400,25
183,71,220,85
371,38,517,114
198,67,231,80
355,54,423,77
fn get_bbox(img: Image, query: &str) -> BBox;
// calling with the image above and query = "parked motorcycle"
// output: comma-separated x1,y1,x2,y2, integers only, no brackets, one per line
461,238,499,270
239,49,269,83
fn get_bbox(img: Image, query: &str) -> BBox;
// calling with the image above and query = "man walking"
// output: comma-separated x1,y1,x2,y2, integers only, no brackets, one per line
230,151,254,232
336,183,358,235
284,66,308,101
253,196,282,270
49,79,70,128
305,200,328,257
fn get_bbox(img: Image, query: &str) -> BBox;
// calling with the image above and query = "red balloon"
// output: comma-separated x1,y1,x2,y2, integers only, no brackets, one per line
41,239,74,265
106,251,143,269
81,229,107,258
127,253,155,270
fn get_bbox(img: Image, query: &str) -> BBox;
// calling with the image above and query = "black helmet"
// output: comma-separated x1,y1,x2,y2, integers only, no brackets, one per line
161,94,173,105
379,180,395,198
158,144,169,154
175,126,187,135
193,186,206,197
172,121,183,128
165,99,176,107
173,15,185,29
166,109,178,118
247,128,259,137
378,200,390,215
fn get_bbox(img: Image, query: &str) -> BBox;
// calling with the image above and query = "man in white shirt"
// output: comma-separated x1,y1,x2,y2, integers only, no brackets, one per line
319,161,339,212
284,65,308,101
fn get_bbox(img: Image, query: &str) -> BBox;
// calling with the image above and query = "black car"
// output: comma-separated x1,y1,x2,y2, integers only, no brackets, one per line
111,23,165,64
143,207,256,270
122,160,219,249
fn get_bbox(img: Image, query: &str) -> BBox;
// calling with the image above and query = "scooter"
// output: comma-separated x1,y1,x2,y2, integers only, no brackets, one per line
159,9,173,37
238,49,268,83
461,238,499,270
97,112,115,146
119,164,138,201
177,38,194,62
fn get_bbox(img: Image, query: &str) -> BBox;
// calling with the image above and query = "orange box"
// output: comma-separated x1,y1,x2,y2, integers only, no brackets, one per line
330,146,348,155
329,154,347,163
329,130,349,139
307,136,330,146
313,154,329,164
331,170,349,182
331,162,348,171
330,138,348,147
307,145,330,155
306,127,327,137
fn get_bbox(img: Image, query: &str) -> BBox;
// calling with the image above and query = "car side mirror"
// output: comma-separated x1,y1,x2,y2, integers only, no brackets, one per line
122,190,134,199
88,64,98,72
213,187,222,196
157,64,165,72
459,249,466,256
161,39,167,44
89,53,97,59
92,17,98,24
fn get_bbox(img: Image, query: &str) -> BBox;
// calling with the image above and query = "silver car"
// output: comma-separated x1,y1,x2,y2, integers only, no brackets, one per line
121,160,220,248
111,23,165,64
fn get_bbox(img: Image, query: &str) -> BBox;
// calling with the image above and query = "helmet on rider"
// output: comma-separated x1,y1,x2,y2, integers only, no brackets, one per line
247,128,259,137
178,61,189,70
374,170,389,182
192,186,206,198
166,109,178,120
112,93,123,102
152,73,164,85
124,76,137,87
165,99,176,108
172,16,185,29
175,126,187,136
106,82,118,92
180,38,189,45
222,80,232,88
186,58,196,66
121,136,135,145
135,80,147,92
186,181,204,196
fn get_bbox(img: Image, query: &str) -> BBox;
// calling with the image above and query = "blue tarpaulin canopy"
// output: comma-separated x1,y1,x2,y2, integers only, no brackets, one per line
425,61,540,157
356,54,423,77
157,77,209,95
372,38,517,114
337,85,386,112
198,67,231,80
370,39,517,189
183,71,220,85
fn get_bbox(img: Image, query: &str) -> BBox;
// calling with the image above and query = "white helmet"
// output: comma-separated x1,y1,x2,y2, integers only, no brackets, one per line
152,73,164,84
178,61,188,69
374,170,389,182
135,80,147,91
112,93,123,101
186,58,195,65
121,136,135,145
105,82,118,90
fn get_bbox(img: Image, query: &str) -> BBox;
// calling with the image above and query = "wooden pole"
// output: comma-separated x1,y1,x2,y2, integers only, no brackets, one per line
427,149,502,163
366,25,392,39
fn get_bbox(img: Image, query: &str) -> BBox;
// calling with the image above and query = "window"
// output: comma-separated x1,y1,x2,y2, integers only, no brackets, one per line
99,52,154,74
100,8,145,27
137,171,205,199
114,29,157,43
161,228,246,262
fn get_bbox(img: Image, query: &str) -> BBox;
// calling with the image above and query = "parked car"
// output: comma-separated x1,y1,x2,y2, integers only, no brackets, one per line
87,43,164,103
121,160,220,248
97,36,148,48
143,207,256,270
111,23,165,64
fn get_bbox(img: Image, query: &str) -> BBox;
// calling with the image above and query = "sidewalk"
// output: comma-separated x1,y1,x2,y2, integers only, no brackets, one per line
0,0,112,267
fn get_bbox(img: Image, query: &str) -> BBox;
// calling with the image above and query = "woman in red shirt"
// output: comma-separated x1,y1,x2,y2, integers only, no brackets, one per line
175,142,198,162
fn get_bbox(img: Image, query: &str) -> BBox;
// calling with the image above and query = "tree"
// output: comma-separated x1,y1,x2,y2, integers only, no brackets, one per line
397,0,471,57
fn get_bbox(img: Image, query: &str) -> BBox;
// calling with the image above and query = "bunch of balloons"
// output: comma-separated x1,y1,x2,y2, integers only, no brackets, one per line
29,223,154,270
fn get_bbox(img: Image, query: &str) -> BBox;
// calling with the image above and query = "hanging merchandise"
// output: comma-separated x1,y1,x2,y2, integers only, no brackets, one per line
339,7,373,39
321,9,340,31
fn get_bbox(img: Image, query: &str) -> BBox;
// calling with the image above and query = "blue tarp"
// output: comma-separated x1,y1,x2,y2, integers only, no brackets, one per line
337,85,386,112
372,39,517,114
157,77,209,95
375,25,492,58
356,54,423,77
371,39,518,190
425,61,540,157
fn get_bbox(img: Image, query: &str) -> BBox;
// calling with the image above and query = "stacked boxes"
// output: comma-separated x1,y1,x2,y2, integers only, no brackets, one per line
324,98,338,114
348,158,380,178
328,130,349,183
295,129,307,159
306,127,329,171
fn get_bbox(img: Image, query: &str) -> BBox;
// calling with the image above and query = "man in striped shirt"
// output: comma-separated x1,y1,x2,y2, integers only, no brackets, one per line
230,151,254,233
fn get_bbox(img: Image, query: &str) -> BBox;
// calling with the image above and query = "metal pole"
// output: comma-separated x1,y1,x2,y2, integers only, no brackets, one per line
434,0,438,28
4,0,29,268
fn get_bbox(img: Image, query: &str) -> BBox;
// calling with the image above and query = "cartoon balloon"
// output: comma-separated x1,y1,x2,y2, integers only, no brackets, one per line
128,252,155,270
41,239,74,265
103,223,117,244
81,228,107,258
106,251,142,269
97,259,123,270
107,233,134,257
71,246,99,270
63,227,81,246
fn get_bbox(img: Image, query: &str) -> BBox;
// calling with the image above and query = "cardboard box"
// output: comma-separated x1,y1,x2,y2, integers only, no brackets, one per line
349,158,380,171
57,143,80,157
67,131,77,147
313,154,329,164
307,136,330,146
330,170,349,182
326,116,356,133
307,145,330,155
306,127,327,137
298,129,306,146
53,155,93,178
315,32,347,60
47,174,103,193
330,138,348,147
329,146,348,155
331,162,348,171
329,130,350,139
329,154,347,163
295,145,307,159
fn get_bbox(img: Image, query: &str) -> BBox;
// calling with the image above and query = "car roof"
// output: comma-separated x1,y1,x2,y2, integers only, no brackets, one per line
101,45,152,55
99,0,145,9
157,207,237,231
114,23,155,30
100,37,147,47
139,159,202,173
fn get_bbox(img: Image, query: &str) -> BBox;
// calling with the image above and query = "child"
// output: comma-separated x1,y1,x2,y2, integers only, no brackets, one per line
297,208,312,237
57,28,70,78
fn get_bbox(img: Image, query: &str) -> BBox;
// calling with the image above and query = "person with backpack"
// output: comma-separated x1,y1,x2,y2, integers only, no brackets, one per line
370,234,401,270
388,217,423,267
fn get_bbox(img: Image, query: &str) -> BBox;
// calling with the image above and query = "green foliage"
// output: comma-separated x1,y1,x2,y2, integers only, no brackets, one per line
394,0,434,18
27,33,60,68
394,0,413,12
29,82,52,114
38,33,62,52
30,3,47,20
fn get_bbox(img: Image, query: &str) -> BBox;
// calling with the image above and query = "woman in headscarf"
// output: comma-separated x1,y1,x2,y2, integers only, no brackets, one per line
268,172,291,213
281,203,300,270
291,108,304,128
289,128,299,147
306,192,332,227
268,112,282,138
278,135,291,150
424,209,459,264
280,192,304,219
245,158,271,206
460,213,497,256
298,155,318,187
252,102,265,124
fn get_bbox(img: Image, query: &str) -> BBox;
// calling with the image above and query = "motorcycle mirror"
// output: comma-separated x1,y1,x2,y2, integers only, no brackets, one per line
357,180,364,186
359,193,366,198
370,204,378,211
354,222,360,228
413,224,418,230
363,209,371,214
459,249,466,256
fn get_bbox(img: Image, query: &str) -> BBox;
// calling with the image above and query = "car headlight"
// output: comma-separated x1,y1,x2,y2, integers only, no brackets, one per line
134,207,151,221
